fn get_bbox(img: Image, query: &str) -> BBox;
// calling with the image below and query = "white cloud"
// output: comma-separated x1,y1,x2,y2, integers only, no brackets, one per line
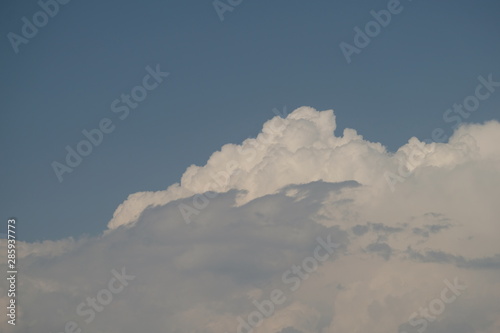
1,107,499,333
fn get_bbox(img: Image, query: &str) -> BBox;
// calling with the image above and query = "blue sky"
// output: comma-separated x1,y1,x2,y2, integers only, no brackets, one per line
1,0,499,242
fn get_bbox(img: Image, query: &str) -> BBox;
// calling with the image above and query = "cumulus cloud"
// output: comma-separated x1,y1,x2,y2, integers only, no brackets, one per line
1,107,499,333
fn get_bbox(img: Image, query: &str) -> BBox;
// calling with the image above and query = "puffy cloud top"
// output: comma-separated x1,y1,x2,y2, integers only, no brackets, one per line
108,107,500,230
